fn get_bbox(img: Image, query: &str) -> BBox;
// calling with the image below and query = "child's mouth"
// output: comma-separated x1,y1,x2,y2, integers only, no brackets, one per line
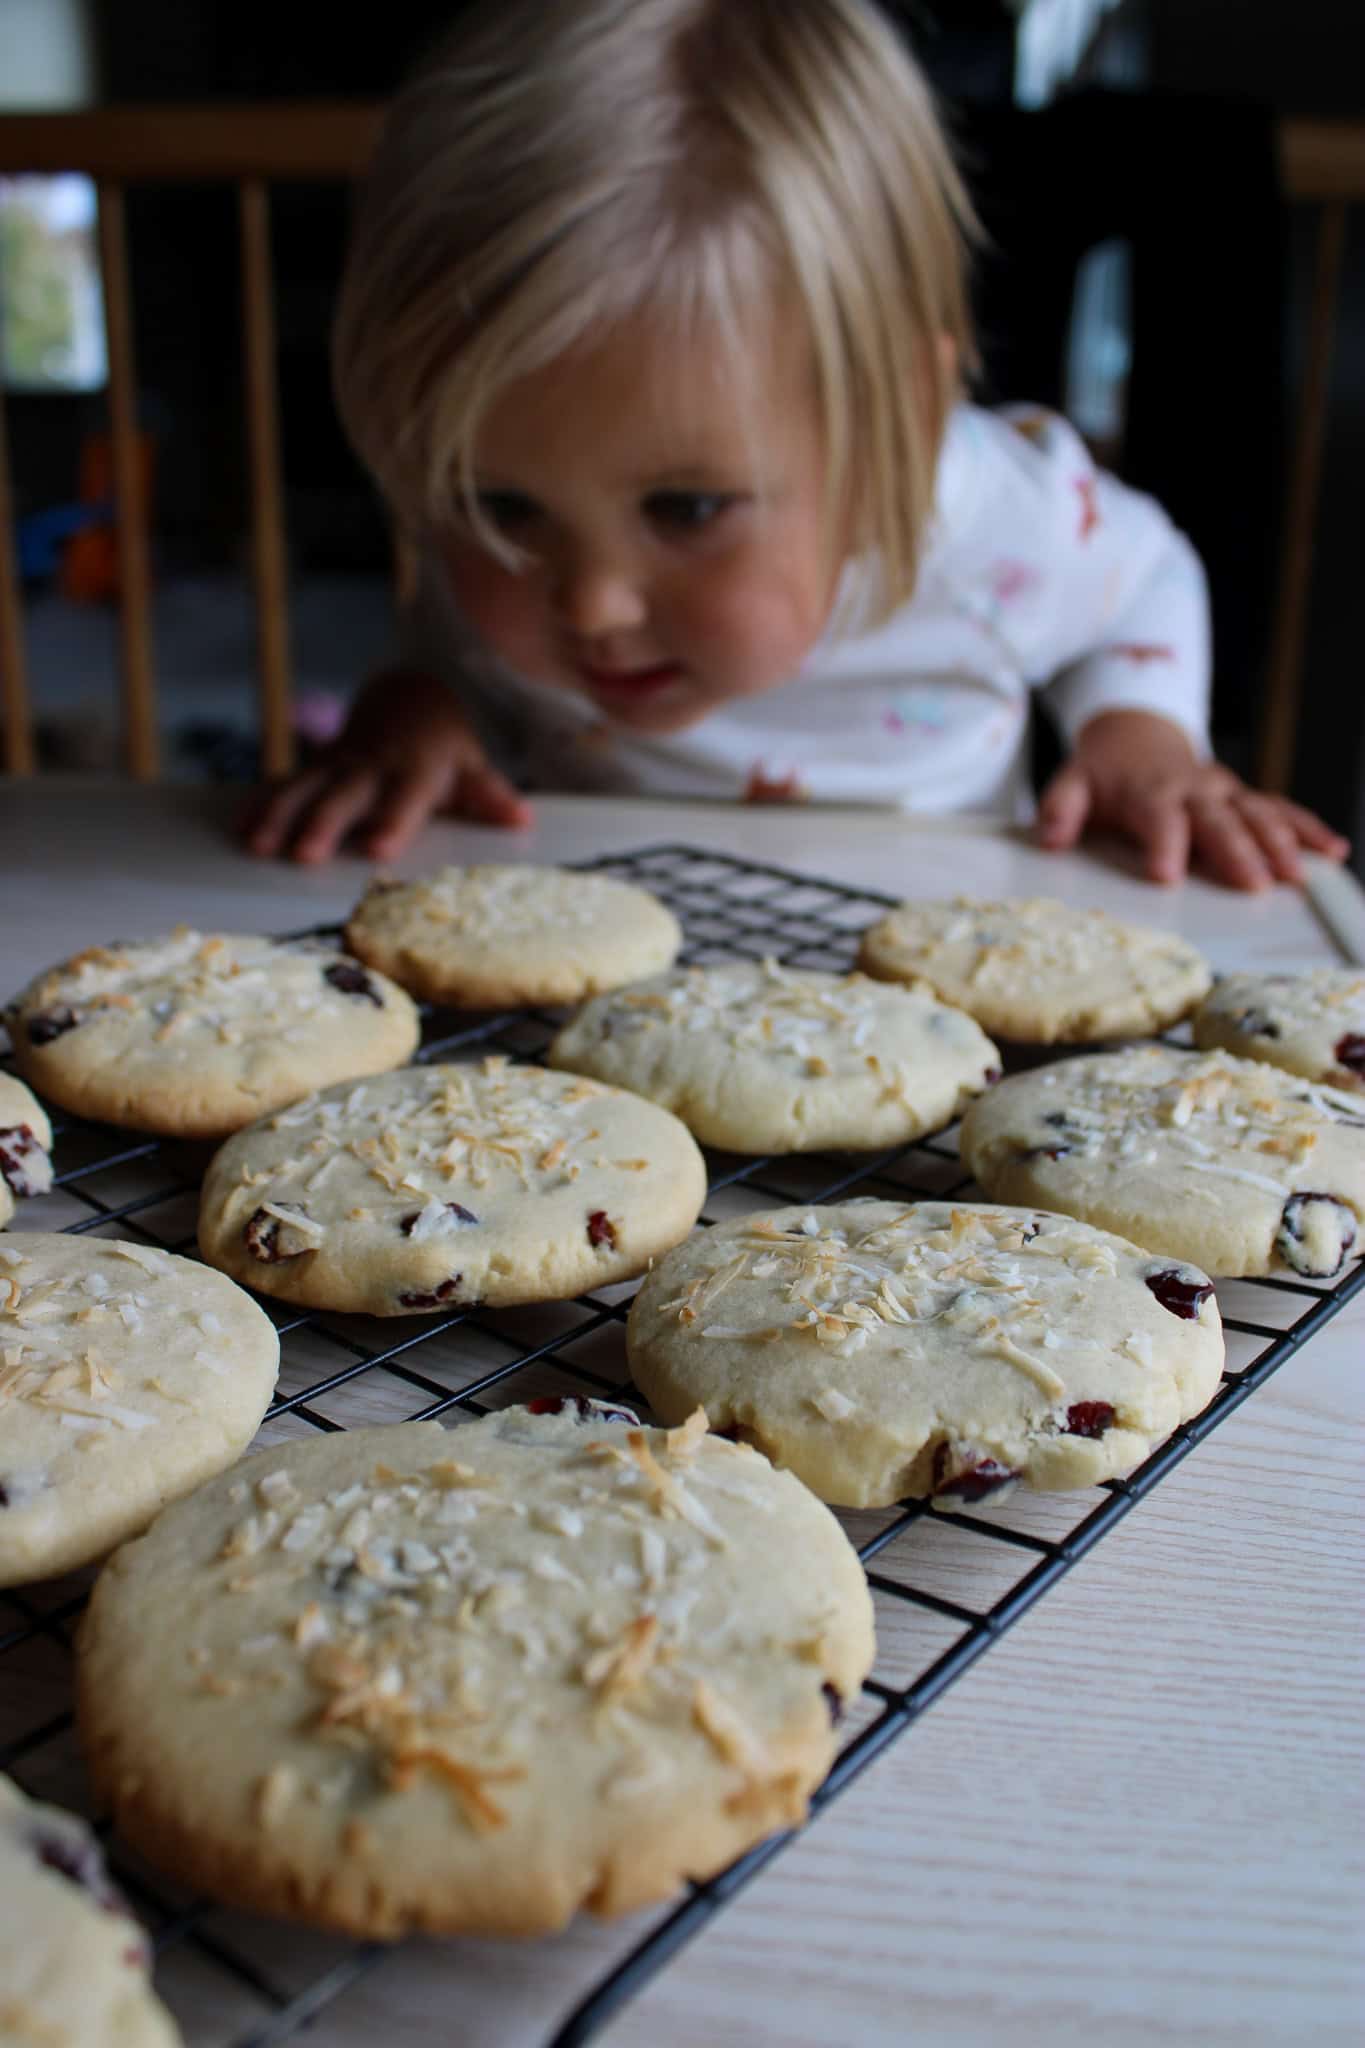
579,661,684,701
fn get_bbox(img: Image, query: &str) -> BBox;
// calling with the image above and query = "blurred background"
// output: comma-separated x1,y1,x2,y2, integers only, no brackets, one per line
0,0,1360,865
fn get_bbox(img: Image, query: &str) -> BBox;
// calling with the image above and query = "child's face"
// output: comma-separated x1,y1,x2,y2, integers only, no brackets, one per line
441,305,839,735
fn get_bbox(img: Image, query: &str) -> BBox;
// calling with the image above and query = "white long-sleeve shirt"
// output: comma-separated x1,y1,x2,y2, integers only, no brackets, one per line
401,404,1210,814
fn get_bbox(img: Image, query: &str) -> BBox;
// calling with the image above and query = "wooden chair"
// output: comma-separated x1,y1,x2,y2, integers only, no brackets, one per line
0,105,378,779
0,105,1360,786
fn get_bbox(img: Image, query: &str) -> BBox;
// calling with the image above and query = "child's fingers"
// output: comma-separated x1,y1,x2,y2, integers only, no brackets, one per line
361,763,458,861
289,770,383,865
1234,793,1306,885
242,770,328,856
1276,799,1350,858
454,762,535,827
1188,793,1273,891
1035,761,1091,849
1127,790,1191,885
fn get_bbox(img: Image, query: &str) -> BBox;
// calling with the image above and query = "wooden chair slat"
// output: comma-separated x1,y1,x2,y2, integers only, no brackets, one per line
97,182,158,780
0,389,35,775
1256,199,1349,793
0,105,379,183
240,178,294,780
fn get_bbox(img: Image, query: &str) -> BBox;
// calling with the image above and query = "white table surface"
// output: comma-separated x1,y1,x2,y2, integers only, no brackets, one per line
3,780,1363,2048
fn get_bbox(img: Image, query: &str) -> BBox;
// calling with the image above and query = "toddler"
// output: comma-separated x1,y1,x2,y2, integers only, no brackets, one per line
246,0,1347,891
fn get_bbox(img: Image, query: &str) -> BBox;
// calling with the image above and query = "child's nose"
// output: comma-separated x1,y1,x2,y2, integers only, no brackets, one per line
552,553,648,639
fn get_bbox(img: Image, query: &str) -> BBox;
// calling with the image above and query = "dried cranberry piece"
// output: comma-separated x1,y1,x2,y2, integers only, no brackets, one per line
930,1443,1018,1502
1144,1268,1213,1319
324,960,383,1007
31,1825,124,1912
526,1394,639,1425
1334,1033,1365,1078
1236,1008,1281,1040
243,1204,314,1263
397,1275,466,1310
1275,1192,1358,1279
821,1680,845,1726
587,1210,617,1249
399,1202,479,1234
1065,1400,1115,1439
26,1005,80,1047
1017,1111,1074,1163
27,1818,146,1959
0,1470,45,1512
244,1208,283,1261
0,1124,51,1200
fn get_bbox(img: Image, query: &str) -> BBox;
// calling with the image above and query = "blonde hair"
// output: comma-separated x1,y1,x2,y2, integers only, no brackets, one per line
334,0,977,622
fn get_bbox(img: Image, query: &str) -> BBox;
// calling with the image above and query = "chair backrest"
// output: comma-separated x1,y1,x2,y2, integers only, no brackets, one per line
0,104,378,778
0,105,1360,786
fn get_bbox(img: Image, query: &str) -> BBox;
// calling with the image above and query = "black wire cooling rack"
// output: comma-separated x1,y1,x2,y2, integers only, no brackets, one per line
4,840,1363,2048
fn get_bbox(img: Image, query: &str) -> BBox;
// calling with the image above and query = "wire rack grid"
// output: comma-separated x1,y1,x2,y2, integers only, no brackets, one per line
3,841,1362,2048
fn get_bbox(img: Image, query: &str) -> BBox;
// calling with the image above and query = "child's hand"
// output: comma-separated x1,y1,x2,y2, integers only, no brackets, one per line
242,669,533,864
1037,709,1349,890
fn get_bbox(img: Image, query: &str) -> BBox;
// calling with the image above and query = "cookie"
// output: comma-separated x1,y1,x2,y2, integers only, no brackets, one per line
77,1408,874,1936
7,929,420,1140
960,1045,1365,1279
857,895,1211,1043
345,865,681,1008
0,1774,181,2047
198,1057,707,1315
547,960,1000,1154
1192,969,1365,1090
0,1074,53,1228
0,1233,278,1586
628,1201,1223,1507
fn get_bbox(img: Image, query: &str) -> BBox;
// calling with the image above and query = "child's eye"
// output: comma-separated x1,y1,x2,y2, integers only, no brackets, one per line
644,491,737,533
476,491,538,533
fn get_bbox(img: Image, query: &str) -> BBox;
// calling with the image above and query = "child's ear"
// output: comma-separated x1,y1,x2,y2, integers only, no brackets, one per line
936,333,959,386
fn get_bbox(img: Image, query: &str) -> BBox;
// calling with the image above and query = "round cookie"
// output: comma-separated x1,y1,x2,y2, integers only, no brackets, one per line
198,1058,707,1315
77,1408,874,1936
0,1073,53,1228
0,1774,181,2048
960,1044,1365,1279
628,1201,1223,1508
1192,968,1365,1090
0,1233,279,1586
547,960,1000,1154
8,930,420,1139
857,895,1211,1043
345,864,681,1008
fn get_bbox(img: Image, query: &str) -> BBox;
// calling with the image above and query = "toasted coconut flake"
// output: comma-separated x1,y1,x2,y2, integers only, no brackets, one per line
293,1602,329,1649
582,1613,660,1698
253,1764,299,1830
663,1407,709,1459
692,1678,768,1776
386,1743,524,1830
429,1459,485,1490
812,1387,856,1421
